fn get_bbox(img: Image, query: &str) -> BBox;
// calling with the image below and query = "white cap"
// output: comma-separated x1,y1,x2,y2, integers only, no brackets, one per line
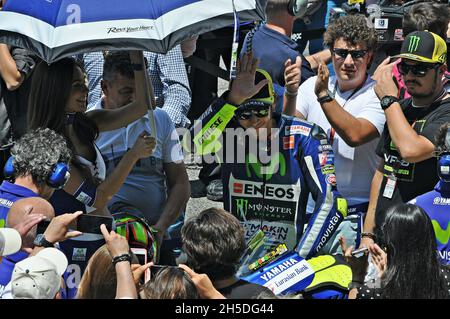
0,228,22,256
11,248,68,299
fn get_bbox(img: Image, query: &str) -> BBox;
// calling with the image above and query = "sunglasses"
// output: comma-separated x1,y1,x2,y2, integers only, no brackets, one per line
333,48,368,60
235,108,270,120
398,62,440,77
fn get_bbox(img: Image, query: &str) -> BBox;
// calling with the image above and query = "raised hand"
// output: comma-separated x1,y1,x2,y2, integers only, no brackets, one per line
284,56,302,95
314,58,330,98
130,132,156,159
227,52,268,106
100,224,130,258
369,243,387,278
43,211,83,244
178,264,226,299
373,57,398,100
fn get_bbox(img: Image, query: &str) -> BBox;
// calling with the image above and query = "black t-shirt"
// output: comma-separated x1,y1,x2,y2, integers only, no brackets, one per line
218,280,275,299
375,97,450,225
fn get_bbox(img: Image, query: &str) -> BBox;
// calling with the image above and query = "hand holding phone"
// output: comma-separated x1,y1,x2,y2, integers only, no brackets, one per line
77,214,113,234
131,248,150,283
351,247,369,258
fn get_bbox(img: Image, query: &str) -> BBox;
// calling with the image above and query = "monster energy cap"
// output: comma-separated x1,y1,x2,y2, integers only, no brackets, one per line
394,31,447,64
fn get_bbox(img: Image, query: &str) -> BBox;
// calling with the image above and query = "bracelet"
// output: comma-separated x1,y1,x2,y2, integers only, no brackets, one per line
112,253,131,266
361,232,376,241
131,63,144,71
285,89,298,97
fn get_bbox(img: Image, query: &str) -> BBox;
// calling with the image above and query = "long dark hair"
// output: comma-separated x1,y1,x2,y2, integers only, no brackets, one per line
143,267,199,299
27,58,98,161
379,203,448,299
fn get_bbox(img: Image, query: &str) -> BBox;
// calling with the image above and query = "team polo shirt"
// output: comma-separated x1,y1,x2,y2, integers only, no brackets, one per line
0,181,39,228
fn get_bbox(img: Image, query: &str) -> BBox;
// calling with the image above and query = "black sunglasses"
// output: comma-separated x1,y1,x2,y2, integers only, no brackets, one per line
398,62,440,77
333,48,368,60
235,108,270,120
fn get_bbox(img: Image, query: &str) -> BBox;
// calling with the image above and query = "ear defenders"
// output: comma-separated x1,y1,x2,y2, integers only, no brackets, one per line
438,154,450,182
437,127,450,182
4,156,70,190
287,0,309,17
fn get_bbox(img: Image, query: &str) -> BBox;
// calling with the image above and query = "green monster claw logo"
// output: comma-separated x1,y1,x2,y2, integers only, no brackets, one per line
236,198,249,219
245,153,286,181
408,36,421,53
432,220,450,245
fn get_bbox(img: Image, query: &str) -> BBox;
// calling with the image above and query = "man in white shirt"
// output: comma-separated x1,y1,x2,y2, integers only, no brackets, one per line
291,14,385,253
90,52,190,264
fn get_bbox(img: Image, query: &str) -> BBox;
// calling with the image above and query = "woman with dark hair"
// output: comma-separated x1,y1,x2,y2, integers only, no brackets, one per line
27,51,155,215
350,203,450,299
143,266,199,299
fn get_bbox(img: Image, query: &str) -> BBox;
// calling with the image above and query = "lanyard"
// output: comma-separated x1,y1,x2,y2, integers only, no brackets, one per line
328,78,366,145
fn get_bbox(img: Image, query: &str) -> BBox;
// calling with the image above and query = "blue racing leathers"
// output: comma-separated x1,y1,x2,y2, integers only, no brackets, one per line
410,181,450,265
186,97,347,259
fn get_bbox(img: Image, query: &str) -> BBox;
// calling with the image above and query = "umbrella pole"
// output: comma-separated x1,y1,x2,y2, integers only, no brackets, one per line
143,61,157,139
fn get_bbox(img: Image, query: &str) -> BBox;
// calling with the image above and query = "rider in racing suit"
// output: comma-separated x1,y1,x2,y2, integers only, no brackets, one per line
410,124,450,265
185,54,347,259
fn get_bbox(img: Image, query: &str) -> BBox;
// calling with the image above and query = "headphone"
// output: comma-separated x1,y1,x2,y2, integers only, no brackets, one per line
4,156,70,189
437,128,450,182
287,0,308,17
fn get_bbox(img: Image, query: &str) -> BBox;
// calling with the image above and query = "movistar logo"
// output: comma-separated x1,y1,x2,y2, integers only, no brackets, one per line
245,153,286,181
408,36,421,53
236,198,249,219
432,220,450,245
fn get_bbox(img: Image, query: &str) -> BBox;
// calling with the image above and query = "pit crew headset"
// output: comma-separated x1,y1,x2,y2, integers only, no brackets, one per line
4,156,70,189
437,127,450,182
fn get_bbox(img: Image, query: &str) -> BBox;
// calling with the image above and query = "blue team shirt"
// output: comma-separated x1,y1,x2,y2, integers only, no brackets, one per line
412,182,450,265
0,182,38,288
0,181,39,228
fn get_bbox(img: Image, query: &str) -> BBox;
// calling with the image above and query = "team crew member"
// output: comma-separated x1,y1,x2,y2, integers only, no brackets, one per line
410,124,450,265
0,128,71,226
187,53,347,258
363,31,450,247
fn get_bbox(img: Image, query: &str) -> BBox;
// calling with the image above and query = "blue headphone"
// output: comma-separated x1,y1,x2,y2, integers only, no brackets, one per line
4,156,70,189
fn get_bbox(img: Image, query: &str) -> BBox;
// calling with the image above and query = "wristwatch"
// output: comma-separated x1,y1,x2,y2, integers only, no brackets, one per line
317,89,334,104
33,234,54,248
380,95,399,110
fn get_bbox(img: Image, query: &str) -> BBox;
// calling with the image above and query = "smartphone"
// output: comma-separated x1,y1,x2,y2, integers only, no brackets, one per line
131,248,149,283
36,219,51,235
76,214,113,234
351,247,369,258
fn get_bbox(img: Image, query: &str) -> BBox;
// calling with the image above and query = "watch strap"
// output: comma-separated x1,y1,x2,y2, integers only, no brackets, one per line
34,234,54,248
317,94,334,104
381,95,399,110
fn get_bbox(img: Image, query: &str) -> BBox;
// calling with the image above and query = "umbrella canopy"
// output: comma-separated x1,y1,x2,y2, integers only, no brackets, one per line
0,0,267,64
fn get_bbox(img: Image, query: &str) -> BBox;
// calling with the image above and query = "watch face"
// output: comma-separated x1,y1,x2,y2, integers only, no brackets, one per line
34,234,44,245
34,234,52,247
381,96,397,109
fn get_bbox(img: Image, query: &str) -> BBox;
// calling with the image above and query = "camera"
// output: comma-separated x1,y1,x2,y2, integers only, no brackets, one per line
329,0,422,46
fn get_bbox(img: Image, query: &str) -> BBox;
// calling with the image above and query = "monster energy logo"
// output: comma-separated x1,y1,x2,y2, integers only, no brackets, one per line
408,36,421,53
236,198,249,219
245,153,286,181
